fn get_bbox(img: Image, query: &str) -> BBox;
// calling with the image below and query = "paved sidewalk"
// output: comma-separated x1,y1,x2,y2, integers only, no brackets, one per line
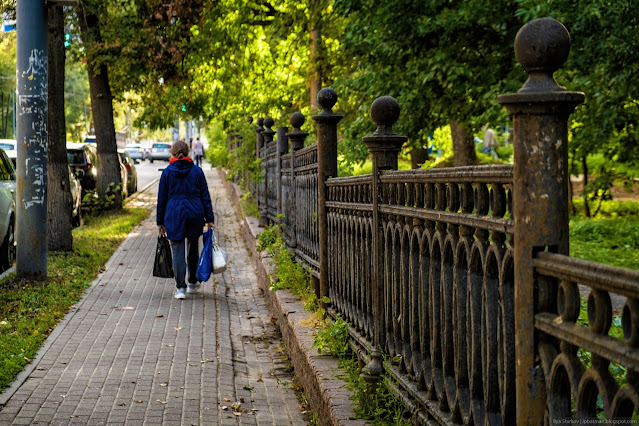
0,168,307,425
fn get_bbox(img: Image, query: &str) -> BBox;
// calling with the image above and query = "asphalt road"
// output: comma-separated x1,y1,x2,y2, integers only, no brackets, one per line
132,158,169,190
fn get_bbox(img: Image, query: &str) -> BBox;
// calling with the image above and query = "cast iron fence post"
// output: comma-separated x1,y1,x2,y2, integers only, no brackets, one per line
362,96,407,381
286,112,308,249
255,117,264,214
498,18,584,424
276,126,288,221
312,88,342,305
260,117,274,227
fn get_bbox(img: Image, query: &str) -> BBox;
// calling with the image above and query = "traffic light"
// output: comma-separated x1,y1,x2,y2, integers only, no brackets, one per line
64,34,71,48
182,104,186,112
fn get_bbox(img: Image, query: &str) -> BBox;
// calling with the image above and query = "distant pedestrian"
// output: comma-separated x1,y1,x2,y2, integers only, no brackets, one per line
157,140,215,299
192,137,204,167
483,124,498,159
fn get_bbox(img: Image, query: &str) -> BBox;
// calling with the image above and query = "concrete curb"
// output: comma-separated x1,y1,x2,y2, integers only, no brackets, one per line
220,170,367,426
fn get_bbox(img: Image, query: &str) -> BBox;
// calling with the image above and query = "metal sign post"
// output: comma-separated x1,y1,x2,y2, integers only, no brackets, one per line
16,0,48,280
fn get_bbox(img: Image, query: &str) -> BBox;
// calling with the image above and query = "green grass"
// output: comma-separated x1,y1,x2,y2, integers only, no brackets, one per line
0,208,149,392
570,216,639,270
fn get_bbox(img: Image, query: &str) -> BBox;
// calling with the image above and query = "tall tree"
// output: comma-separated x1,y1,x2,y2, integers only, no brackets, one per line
332,0,523,167
76,0,121,209
47,4,73,250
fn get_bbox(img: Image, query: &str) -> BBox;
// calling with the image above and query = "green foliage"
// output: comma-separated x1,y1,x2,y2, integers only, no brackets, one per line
81,182,124,215
571,199,639,219
0,207,149,392
256,218,317,309
311,314,350,358
204,122,229,168
338,356,410,424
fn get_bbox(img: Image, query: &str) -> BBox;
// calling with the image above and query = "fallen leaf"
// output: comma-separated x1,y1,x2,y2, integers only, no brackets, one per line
135,400,143,403
233,412,241,416
256,378,263,383
166,344,174,347
160,382,168,387
156,400,167,404
118,402,126,406
221,406,228,410
224,398,231,402
156,315,164,318
201,359,212,363
174,327,182,331
243,385,254,391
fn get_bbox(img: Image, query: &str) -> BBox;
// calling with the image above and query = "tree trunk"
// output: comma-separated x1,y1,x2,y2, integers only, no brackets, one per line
411,145,429,169
309,27,322,111
582,155,590,218
450,120,477,167
77,2,122,209
47,5,73,251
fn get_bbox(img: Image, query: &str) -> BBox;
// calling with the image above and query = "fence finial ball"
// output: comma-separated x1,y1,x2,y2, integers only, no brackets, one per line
515,18,570,75
290,111,305,129
264,117,274,128
370,96,400,133
257,117,264,126
317,87,338,112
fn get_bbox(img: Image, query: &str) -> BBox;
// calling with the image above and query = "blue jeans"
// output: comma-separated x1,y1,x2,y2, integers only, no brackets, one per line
170,237,199,289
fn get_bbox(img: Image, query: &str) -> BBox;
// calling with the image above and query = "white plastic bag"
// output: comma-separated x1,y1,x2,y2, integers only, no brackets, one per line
211,231,227,274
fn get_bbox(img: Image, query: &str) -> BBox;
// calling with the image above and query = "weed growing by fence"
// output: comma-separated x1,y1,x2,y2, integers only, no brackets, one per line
240,192,259,219
313,319,410,424
256,219,409,422
256,220,318,312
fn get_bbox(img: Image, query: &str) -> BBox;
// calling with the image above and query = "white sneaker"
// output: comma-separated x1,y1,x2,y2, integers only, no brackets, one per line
174,289,186,299
187,283,201,293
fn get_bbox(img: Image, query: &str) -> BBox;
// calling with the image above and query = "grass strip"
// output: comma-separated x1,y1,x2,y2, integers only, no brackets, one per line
0,208,149,392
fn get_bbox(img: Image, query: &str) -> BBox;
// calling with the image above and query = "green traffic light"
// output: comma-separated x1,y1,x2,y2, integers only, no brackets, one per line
182,105,186,112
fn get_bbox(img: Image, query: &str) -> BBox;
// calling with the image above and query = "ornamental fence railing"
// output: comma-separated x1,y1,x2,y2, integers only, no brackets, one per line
246,18,639,424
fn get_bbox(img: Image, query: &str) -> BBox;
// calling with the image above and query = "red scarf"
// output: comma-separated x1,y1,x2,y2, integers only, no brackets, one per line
169,156,193,164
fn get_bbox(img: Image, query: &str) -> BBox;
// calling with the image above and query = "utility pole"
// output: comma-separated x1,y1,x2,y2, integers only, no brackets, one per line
16,0,48,280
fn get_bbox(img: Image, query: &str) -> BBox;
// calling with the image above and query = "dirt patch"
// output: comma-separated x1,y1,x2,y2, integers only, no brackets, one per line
571,176,639,201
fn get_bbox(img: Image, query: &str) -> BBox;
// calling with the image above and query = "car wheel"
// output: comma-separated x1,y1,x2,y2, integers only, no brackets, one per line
1,218,15,270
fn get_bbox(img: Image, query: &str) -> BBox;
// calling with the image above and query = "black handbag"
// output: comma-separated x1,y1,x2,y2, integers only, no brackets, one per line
153,235,174,278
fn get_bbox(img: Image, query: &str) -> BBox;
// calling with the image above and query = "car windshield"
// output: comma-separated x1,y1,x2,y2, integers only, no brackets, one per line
153,144,170,149
0,143,14,150
67,150,85,164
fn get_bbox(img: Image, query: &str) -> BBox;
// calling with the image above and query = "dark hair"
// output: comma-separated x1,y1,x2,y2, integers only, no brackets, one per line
170,140,190,158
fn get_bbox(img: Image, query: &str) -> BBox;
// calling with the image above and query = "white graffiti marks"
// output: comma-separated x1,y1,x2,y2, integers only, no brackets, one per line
18,94,48,210
20,49,47,93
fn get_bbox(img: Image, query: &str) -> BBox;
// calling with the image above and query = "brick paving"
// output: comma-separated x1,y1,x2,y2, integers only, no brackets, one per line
0,167,307,425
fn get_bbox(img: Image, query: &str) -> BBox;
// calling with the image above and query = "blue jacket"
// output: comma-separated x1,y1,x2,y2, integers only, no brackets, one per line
156,159,214,240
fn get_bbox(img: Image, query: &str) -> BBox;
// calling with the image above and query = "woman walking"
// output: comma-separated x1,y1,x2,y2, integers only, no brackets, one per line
157,140,215,299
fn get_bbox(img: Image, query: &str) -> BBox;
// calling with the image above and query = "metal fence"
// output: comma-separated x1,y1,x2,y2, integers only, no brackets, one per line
248,18,639,424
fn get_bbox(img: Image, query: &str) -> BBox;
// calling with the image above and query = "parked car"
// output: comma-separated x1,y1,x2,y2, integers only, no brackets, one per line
67,143,128,198
0,139,16,152
6,149,82,227
67,142,96,195
124,145,144,163
118,150,138,195
150,142,171,163
0,148,15,270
